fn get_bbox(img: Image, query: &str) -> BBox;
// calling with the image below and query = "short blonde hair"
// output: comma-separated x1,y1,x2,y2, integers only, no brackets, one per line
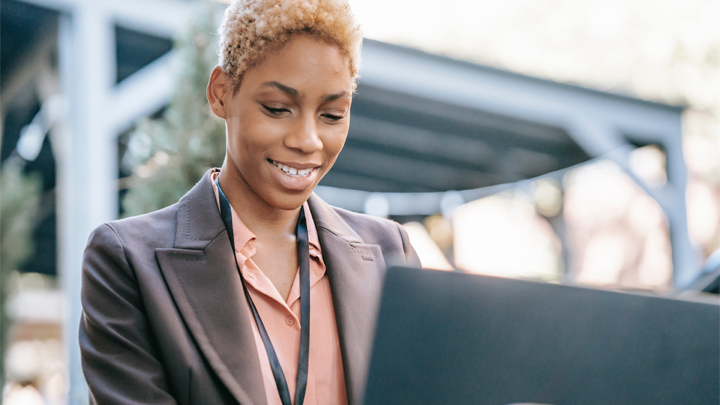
218,0,362,89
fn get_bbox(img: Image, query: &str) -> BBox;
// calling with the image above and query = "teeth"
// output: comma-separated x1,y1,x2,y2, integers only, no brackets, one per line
271,160,314,177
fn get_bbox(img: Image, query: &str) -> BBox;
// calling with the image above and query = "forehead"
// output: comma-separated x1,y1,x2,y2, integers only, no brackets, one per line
239,35,353,95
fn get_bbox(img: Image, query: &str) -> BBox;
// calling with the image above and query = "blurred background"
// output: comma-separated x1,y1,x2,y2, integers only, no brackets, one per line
1,0,719,403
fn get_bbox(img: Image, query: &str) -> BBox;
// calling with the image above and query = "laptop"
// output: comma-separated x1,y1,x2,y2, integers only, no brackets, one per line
362,266,720,405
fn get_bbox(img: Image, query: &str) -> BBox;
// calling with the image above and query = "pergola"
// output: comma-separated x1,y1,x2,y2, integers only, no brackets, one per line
322,39,694,284
2,0,697,402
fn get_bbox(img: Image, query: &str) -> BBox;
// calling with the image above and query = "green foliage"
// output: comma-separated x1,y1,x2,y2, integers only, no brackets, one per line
0,158,42,392
122,3,226,217
0,159,42,286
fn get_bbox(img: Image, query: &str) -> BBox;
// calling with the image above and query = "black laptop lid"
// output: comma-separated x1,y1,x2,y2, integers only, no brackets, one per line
363,266,720,405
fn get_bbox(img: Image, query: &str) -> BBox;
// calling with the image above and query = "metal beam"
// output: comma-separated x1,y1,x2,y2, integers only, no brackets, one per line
5,2,184,404
19,0,194,38
360,40,683,137
333,146,505,191
108,52,175,134
321,169,436,193
359,39,697,286
355,84,572,145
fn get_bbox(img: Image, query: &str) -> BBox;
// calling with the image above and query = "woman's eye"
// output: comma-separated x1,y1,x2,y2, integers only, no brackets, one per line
322,113,345,121
262,104,289,115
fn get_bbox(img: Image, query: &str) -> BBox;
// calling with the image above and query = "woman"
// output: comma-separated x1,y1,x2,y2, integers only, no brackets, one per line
79,1,419,404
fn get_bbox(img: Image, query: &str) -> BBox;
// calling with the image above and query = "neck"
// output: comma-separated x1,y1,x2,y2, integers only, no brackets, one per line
217,159,301,238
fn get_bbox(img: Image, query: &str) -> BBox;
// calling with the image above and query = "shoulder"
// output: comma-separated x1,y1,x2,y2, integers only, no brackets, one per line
331,205,420,267
86,203,178,256
308,194,420,267
82,204,180,296
329,205,405,245
308,193,404,245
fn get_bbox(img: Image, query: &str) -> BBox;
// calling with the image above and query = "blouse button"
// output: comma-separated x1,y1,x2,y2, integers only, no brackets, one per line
286,317,295,326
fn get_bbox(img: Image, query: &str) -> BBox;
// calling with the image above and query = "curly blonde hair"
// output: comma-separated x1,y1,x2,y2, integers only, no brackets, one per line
218,0,362,90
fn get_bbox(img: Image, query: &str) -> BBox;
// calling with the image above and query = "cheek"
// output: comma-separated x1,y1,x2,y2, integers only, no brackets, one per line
228,112,278,154
322,126,349,161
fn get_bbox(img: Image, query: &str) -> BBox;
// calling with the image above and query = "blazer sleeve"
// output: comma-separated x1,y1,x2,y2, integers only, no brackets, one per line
79,224,176,404
396,222,422,268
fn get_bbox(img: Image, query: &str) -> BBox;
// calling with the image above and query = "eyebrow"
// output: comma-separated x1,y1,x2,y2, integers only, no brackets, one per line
321,91,349,102
261,81,349,102
262,81,298,97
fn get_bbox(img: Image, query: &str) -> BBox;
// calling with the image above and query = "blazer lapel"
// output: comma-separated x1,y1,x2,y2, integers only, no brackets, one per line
155,172,266,405
308,194,386,405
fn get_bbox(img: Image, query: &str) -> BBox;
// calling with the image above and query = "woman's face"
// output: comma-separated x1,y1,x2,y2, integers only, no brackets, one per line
216,35,353,211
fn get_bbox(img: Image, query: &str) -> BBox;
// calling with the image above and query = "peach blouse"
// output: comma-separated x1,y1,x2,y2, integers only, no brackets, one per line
211,172,347,405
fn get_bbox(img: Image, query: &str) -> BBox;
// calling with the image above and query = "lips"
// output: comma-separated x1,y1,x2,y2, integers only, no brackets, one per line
268,159,319,178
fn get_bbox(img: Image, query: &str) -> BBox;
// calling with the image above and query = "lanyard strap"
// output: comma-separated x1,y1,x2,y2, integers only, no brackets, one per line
215,177,310,405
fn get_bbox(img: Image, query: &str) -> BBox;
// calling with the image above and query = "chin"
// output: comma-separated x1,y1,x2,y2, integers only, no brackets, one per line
266,189,313,211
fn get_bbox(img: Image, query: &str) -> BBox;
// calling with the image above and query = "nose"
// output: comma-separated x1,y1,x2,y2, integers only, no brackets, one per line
284,112,323,153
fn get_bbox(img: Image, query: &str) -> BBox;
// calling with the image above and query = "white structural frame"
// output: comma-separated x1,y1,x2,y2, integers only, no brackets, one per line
354,41,696,288
12,1,698,403
19,1,195,403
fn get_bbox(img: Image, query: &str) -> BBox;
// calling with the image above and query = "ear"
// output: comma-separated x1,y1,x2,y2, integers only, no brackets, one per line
207,66,230,119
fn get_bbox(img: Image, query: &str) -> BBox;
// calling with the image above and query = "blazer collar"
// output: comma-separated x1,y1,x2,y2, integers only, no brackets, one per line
306,193,363,244
156,170,266,405
173,169,226,249
308,194,386,405
158,171,384,405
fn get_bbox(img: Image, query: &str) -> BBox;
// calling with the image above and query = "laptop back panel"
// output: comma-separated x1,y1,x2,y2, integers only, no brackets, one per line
363,267,719,405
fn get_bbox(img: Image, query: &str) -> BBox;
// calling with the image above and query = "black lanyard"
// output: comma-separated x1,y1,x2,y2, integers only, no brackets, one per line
215,177,310,405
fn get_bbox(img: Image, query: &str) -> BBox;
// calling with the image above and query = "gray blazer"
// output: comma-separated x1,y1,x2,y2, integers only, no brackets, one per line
79,171,420,405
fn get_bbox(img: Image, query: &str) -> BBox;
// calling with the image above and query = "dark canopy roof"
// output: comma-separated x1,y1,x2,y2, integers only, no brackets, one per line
323,83,590,192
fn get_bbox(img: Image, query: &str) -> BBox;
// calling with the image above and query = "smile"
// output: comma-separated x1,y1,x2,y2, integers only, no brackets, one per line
269,159,317,178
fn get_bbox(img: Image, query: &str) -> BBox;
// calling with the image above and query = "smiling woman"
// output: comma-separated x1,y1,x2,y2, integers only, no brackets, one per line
78,1,419,405
209,35,353,211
